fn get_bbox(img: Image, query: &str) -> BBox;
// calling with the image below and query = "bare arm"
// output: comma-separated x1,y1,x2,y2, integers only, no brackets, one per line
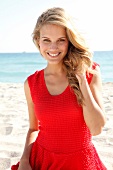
76,66,106,136
18,79,39,169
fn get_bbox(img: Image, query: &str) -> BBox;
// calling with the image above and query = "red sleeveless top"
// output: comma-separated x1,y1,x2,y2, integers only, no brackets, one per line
11,62,107,169
27,62,96,153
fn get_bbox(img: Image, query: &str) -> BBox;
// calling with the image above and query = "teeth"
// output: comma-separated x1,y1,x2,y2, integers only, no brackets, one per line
49,53,59,57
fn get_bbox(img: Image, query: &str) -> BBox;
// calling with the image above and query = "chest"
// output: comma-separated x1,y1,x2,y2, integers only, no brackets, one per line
44,73,68,96
34,79,83,124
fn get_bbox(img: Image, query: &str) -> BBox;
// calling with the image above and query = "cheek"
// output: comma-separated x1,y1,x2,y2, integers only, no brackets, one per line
62,43,69,52
39,44,48,52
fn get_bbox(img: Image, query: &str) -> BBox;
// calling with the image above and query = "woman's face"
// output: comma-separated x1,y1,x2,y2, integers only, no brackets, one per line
38,24,69,65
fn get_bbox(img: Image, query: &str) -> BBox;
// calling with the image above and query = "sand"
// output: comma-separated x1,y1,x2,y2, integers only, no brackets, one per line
0,82,113,170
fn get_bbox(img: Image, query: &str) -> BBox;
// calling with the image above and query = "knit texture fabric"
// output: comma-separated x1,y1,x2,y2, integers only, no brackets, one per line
11,62,107,170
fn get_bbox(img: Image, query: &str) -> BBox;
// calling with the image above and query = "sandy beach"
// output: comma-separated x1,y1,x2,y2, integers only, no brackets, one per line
0,82,113,170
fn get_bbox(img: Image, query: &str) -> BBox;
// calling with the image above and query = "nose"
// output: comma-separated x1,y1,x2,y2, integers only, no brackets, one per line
49,42,58,50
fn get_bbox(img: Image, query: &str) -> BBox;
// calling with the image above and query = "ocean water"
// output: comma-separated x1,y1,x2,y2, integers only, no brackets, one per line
0,51,113,83
0,53,47,83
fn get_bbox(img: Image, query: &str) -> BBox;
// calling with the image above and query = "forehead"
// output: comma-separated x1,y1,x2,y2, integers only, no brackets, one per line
40,24,67,37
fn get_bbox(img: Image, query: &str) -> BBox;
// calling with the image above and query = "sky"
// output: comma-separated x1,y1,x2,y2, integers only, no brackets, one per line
0,0,113,52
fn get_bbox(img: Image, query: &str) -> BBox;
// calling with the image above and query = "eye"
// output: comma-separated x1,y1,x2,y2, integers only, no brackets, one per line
59,39,65,42
43,39,50,42
58,38,67,44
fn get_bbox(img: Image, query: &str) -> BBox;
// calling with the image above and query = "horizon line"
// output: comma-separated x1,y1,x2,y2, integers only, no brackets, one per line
0,50,113,53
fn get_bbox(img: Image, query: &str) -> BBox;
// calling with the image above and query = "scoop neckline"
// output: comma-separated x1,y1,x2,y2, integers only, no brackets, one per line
42,69,69,97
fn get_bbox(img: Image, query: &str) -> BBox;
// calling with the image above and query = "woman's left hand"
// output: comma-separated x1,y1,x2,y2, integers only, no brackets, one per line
76,72,87,87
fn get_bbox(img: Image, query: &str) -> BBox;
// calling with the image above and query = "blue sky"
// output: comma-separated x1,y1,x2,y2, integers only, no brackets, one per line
0,0,113,52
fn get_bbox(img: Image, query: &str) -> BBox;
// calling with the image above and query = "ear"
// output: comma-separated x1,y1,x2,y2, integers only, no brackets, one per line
36,39,40,49
38,43,40,51
38,40,40,48
38,44,40,50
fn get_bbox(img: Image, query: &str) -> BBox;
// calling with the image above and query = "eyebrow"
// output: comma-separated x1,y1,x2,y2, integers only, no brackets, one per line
41,36,67,39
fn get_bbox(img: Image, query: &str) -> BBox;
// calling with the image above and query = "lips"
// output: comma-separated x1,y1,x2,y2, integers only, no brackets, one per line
47,52,60,57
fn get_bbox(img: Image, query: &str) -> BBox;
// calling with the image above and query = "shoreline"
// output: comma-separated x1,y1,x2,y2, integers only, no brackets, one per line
0,82,113,170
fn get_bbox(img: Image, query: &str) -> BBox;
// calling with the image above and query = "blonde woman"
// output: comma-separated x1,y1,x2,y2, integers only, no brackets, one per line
11,7,107,170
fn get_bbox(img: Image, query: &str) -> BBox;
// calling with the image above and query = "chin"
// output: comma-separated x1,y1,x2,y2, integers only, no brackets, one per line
49,61,62,65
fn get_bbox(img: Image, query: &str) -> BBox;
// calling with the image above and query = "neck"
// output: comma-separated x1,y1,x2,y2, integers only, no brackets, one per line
45,63,65,74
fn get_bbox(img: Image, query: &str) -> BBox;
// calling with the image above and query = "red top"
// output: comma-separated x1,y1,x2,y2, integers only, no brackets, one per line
27,62,98,154
11,62,107,169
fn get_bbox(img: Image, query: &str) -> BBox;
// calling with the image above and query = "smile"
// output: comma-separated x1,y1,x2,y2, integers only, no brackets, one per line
47,53,60,57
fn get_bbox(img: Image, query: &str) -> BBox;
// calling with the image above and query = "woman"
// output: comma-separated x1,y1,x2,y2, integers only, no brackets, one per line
11,7,107,170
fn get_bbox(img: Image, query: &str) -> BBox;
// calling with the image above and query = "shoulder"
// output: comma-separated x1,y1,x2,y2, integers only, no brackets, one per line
24,69,44,102
90,64,102,86
86,62,100,84
27,70,39,83
91,62,101,80
24,78,31,102
92,62,100,70
89,62,103,95
27,69,43,86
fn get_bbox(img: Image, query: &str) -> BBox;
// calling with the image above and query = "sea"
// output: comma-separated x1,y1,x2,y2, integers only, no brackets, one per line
0,51,113,83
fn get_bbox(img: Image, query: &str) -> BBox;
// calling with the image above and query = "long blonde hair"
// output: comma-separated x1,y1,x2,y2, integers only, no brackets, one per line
32,7,93,105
